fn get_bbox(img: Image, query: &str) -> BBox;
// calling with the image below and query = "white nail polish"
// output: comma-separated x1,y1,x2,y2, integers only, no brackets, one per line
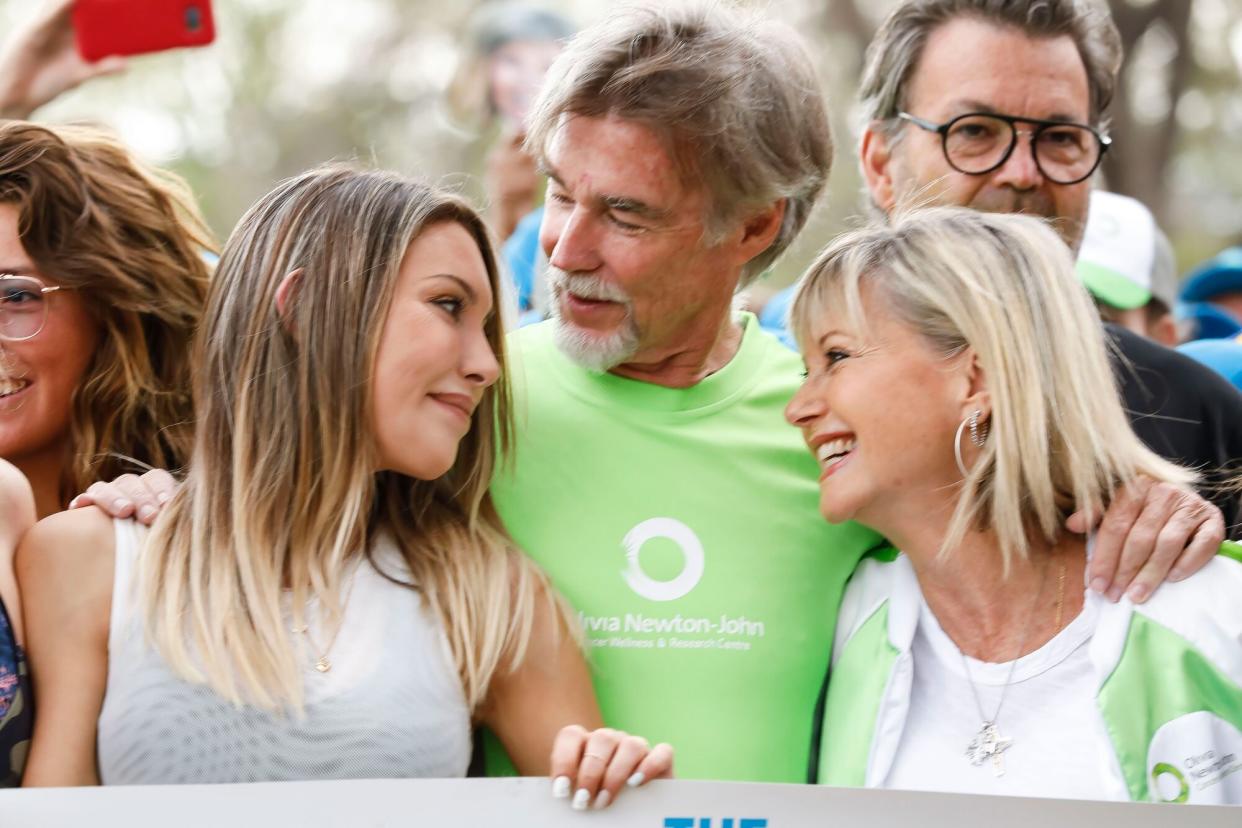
593,790,611,810
552,776,571,799
571,788,590,811
626,771,645,787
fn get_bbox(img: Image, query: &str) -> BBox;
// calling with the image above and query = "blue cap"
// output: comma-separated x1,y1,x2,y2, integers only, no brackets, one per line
1178,337,1242,390
1180,247,1242,303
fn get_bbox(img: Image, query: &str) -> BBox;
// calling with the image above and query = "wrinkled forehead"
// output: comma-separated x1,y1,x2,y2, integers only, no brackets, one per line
904,20,1091,123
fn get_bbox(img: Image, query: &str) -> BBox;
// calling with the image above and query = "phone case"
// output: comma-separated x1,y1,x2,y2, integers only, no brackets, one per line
73,0,216,62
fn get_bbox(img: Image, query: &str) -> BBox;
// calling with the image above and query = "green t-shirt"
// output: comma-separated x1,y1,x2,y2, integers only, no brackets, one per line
488,314,881,782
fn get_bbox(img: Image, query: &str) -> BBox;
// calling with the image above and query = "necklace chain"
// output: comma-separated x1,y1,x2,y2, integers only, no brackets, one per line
291,576,356,674
959,553,1068,775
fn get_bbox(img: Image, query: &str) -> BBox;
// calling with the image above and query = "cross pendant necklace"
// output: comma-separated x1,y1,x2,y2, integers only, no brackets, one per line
965,721,1014,776
959,554,1066,777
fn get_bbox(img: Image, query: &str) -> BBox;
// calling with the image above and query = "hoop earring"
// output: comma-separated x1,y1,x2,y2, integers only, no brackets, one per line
955,410,989,477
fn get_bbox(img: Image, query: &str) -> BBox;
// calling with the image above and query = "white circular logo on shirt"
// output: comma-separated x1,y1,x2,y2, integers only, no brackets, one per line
621,517,704,602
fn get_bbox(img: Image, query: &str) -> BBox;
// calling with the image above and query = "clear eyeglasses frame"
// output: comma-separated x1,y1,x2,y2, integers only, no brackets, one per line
0,273,65,342
897,111,1112,185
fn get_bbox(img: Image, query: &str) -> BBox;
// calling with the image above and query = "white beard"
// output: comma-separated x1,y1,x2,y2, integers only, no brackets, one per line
547,269,641,372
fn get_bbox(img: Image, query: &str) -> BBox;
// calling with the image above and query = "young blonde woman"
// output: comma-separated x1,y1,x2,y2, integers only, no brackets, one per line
0,120,210,518
17,165,669,805
785,208,1242,804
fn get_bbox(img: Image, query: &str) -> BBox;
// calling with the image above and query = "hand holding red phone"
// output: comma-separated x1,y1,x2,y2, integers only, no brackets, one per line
73,0,216,62
0,0,126,120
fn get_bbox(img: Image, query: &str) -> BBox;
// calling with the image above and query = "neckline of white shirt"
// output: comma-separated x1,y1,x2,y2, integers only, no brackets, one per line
915,587,1098,685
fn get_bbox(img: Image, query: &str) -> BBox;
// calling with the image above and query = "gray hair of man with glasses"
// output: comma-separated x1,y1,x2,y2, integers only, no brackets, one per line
859,0,1122,140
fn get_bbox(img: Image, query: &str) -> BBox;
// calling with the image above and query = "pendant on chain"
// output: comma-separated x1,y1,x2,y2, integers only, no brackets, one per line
965,721,1013,777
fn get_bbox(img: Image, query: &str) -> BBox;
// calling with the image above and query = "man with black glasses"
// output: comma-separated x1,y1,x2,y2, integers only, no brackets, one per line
853,0,1242,542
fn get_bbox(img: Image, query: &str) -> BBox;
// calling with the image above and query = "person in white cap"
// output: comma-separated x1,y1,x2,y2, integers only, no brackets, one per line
1076,190,1180,347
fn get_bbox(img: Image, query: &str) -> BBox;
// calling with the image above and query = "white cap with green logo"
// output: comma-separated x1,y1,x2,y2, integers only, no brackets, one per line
1076,190,1178,311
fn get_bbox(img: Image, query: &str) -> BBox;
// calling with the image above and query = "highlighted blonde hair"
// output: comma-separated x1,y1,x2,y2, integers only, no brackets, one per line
791,207,1195,569
141,164,546,712
0,121,213,502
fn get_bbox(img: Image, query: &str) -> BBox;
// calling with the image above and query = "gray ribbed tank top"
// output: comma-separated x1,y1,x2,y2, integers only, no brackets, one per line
97,520,471,784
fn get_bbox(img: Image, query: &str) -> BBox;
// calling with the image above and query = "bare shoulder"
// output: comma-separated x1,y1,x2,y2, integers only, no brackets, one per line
16,506,116,628
0,458,35,545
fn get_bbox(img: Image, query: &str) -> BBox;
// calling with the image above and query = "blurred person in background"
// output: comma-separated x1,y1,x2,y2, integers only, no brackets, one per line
17,165,669,804
790,207,1242,805
1180,336,1242,392
851,0,1242,539
0,121,210,518
1075,190,1180,348
1179,247,1242,342
447,2,574,323
0,457,34,787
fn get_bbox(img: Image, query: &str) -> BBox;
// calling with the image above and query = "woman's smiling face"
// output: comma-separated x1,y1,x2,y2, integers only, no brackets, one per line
369,221,501,480
0,203,99,471
785,286,972,528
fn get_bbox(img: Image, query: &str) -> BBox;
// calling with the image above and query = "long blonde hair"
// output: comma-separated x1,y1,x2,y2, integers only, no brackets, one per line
141,164,543,712
0,121,213,503
791,207,1196,569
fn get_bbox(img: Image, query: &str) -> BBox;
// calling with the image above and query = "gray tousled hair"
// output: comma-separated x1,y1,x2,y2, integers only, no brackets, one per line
859,0,1122,137
524,1,833,286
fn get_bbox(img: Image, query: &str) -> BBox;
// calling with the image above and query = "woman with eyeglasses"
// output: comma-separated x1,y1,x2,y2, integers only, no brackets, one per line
0,120,210,519
16,165,670,802
786,208,1242,804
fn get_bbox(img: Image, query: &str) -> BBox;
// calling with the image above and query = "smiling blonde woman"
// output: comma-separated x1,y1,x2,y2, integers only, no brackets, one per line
786,207,1242,804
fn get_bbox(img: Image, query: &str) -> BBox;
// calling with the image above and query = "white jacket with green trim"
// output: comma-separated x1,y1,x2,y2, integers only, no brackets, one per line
817,543,1242,804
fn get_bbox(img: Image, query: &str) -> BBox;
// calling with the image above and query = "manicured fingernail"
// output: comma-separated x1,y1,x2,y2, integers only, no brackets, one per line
571,789,590,811
114,498,131,513
1106,586,1123,603
552,776,570,799
67,496,81,509
156,490,171,504
1089,577,1107,594
138,505,157,522
1127,584,1149,604
626,771,645,788
593,790,611,810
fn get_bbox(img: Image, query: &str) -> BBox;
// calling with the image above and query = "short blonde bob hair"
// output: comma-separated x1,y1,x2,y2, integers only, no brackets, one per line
790,207,1195,568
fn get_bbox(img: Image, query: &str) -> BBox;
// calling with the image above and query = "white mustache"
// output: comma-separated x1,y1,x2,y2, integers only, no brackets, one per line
547,268,632,305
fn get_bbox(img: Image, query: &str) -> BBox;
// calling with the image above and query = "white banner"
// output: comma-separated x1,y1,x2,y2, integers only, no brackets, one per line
0,778,1237,827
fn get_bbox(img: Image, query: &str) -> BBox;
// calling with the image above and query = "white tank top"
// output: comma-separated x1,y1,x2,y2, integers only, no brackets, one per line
97,520,472,784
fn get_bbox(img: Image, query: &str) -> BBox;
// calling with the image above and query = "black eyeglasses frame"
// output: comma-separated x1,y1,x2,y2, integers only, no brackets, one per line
896,110,1112,185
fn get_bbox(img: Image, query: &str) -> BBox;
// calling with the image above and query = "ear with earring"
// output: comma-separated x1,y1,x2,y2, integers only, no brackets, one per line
954,409,989,477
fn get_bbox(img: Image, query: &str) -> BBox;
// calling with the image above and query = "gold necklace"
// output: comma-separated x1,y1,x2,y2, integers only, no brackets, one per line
292,618,344,673
291,578,356,673
1053,553,1067,632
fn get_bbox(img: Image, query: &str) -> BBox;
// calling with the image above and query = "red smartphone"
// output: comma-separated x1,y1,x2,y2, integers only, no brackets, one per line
73,0,216,62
